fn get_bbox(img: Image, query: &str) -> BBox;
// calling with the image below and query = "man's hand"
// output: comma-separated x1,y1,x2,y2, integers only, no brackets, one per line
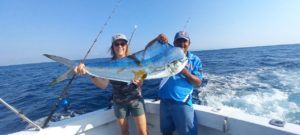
157,33,168,44
180,68,189,76
180,68,202,86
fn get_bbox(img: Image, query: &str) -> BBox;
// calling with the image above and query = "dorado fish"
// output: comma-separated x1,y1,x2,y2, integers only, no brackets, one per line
44,41,187,85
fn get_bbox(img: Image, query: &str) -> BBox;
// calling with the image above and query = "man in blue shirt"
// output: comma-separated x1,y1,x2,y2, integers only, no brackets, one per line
157,31,203,135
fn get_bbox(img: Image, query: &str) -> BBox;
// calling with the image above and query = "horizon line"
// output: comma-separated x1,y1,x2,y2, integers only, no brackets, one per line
1,42,299,67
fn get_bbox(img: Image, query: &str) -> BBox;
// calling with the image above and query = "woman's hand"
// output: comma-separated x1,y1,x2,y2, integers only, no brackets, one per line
74,63,87,75
132,79,143,88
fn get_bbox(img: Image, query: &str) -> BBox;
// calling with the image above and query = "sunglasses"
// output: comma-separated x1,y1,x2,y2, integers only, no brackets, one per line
174,38,188,47
114,42,127,47
174,44,183,47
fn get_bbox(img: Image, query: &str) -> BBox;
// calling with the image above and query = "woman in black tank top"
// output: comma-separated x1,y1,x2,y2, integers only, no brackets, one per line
74,33,147,135
110,80,142,104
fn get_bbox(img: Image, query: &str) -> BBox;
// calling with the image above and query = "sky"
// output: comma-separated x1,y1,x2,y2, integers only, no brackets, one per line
1,0,300,66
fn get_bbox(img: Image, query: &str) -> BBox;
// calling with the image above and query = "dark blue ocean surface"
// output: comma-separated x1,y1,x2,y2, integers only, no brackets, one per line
1,44,300,134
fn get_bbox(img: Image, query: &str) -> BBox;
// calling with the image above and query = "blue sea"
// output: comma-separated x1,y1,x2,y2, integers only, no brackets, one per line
1,44,300,134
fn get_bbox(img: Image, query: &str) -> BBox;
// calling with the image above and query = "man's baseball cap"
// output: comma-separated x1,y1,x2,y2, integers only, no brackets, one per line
174,31,190,41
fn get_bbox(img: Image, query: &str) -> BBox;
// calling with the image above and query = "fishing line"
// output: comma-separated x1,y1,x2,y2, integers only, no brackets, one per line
42,0,122,128
183,17,191,31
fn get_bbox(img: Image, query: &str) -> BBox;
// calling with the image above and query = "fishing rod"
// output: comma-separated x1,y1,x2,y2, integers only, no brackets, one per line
128,25,138,46
42,0,122,128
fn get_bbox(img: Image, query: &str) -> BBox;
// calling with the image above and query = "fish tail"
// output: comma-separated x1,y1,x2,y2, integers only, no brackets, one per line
43,54,75,68
43,54,75,86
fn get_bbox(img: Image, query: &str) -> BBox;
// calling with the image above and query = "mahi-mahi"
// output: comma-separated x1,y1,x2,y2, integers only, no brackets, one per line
44,41,187,85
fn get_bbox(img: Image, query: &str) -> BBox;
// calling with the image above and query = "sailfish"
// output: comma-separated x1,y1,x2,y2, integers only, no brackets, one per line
44,41,187,85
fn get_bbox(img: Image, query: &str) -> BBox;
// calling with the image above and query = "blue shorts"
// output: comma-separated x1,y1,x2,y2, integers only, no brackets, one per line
160,99,198,135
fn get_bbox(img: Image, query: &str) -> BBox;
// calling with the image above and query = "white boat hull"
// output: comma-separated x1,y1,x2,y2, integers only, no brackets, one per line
10,99,300,135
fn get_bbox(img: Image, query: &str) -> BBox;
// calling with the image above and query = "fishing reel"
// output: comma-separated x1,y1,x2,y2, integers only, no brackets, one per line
59,97,70,111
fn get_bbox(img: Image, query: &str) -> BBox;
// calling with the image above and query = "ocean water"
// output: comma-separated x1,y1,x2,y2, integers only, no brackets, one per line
1,44,300,134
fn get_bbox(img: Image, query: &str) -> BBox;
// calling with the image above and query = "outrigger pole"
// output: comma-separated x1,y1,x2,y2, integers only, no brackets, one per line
0,98,42,131
42,0,122,128
183,17,191,31
128,25,138,46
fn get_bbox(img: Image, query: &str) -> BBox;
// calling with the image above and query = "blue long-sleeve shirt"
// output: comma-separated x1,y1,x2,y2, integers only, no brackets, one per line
159,51,203,106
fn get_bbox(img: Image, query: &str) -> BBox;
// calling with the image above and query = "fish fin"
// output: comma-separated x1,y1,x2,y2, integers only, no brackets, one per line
142,41,171,61
127,55,142,66
144,39,156,49
133,70,147,80
142,43,154,61
43,54,76,85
